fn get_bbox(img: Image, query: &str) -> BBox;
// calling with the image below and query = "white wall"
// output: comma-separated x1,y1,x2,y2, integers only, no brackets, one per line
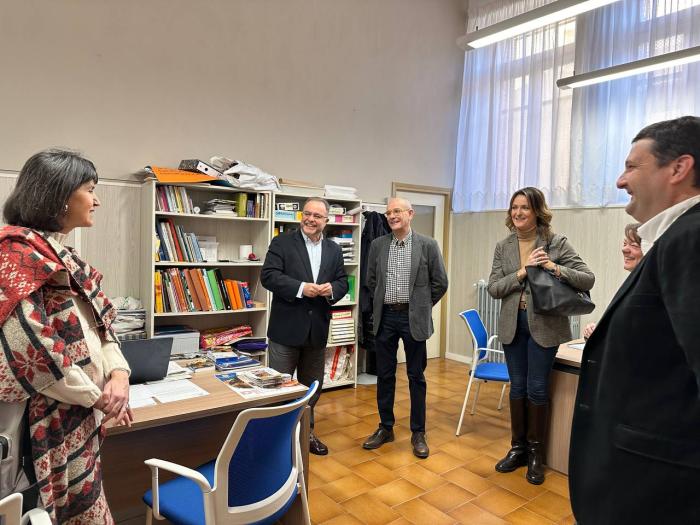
0,0,466,203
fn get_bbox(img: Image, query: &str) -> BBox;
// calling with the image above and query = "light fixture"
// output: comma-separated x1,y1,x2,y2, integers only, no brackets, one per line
557,45,700,89
457,0,620,50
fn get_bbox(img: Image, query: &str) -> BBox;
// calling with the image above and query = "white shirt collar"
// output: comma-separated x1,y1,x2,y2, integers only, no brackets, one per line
638,195,700,253
301,230,323,244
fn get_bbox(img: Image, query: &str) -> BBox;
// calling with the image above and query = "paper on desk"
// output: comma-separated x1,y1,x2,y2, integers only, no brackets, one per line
147,379,209,404
568,342,585,350
129,384,157,408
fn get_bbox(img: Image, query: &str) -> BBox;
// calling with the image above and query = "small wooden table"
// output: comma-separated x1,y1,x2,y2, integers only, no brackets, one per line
546,339,584,475
101,370,309,524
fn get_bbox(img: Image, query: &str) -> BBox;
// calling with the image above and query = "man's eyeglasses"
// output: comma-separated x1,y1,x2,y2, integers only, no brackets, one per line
384,208,410,217
302,211,327,220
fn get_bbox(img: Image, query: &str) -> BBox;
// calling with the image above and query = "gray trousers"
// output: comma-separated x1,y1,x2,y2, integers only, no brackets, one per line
268,340,325,428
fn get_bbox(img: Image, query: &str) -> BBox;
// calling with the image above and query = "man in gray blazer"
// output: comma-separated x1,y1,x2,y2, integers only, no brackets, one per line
362,197,448,458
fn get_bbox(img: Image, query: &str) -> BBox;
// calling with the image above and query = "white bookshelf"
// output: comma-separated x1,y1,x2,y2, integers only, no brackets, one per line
141,180,272,363
272,190,362,390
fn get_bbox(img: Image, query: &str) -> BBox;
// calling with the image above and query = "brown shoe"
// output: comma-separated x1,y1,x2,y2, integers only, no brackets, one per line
362,425,394,449
310,432,328,455
411,432,429,458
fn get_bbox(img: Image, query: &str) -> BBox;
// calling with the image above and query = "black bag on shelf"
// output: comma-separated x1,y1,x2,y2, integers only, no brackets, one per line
525,266,595,316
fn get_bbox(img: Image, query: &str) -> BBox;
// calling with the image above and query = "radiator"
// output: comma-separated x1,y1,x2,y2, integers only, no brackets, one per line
474,279,581,358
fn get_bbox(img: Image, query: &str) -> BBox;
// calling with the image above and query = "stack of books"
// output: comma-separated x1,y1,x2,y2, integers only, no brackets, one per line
114,309,147,341
209,351,261,371
327,229,354,261
201,198,237,216
239,368,292,388
156,185,195,214
155,219,205,262
328,309,355,345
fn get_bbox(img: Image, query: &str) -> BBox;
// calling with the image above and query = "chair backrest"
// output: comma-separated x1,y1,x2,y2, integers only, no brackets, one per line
459,309,488,362
210,381,319,523
0,492,22,525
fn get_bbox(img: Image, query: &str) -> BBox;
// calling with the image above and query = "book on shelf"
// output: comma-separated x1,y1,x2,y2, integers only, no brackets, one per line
328,215,356,224
341,275,356,302
200,325,254,349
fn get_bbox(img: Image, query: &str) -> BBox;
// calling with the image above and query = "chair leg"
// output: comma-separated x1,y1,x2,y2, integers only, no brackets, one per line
497,384,507,410
456,374,475,436
145,507,153,525
299,482,311,525
471,382,482,415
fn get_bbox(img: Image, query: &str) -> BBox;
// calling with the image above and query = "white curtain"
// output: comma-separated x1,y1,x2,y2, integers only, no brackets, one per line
454,0,575,212
569,0,700,206
454,0,700,212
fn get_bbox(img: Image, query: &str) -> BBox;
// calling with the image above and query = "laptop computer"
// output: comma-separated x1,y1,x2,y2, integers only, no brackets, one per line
120,337,174,384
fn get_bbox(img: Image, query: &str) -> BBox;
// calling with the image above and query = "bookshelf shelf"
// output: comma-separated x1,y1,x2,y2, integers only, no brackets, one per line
155,261,264,268
155,211,268,222
272,188,362,390
154,307,267,317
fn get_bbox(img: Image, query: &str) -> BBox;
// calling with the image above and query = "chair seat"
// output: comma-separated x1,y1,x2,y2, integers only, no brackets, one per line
143,460,298,525
473,362,509,382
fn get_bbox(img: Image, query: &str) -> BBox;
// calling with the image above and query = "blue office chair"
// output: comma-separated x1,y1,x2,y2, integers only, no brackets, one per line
143,381,318,525
455,309,509,436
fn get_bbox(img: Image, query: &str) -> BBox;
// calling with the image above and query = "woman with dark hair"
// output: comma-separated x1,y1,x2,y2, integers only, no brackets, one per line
582,223,642,339
0,149,131,524
487,187,594,485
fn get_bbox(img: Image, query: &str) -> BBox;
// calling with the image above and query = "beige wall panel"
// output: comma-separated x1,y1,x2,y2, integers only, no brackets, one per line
80,183,142,299
448,206,632,359
0,0,465,203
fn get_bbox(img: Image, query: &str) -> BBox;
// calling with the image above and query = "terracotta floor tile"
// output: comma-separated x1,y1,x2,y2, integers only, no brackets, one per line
439,440,483,462
420,482,476,512
340,421,380,440
369,478,426,507
321,473,377,503
313,457,355,483
420,451,466,474
394,463,446,491
308,471,325,490
464,455,500,478
353,460,400,486
386,519,413,525
341,493,400,525
503,507,557,525
487,470,547,500
541,472,570,499
557,514,576,524
472,486,528,517
374,449,420,470
319,512,366,525
331,447,379,468
454,431,496,450
309,488,346,523
523,492,573,523
346,402,381,418
442,467,495,495
394,497,457,525
318,431,360,453
449,502,509,525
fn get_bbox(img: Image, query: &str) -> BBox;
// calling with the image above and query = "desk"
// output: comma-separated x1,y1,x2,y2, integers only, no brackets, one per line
102,370,309,524
546,339,583,475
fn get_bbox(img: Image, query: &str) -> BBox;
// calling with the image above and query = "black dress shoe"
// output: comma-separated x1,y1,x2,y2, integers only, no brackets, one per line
309,432,328,455
362,426,394,449
411,432,429,458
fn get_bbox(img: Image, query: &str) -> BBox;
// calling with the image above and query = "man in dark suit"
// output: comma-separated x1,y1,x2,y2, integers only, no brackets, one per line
361,197,448,458
569,116,700,524
261,197,348,455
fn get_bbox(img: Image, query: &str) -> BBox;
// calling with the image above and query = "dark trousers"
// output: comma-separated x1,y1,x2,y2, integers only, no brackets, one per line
502,310,558,405
268,339,325,428
375,308,427,433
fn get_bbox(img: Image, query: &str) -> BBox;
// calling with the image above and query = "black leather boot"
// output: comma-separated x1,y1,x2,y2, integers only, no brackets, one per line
526,401,548,485
495,397,528,473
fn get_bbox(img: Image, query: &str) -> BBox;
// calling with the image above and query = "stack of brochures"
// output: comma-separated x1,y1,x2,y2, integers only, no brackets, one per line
209,352,261,371
239,367,291,388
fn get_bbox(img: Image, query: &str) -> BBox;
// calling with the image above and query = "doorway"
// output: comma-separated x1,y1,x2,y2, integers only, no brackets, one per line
392,183,451,360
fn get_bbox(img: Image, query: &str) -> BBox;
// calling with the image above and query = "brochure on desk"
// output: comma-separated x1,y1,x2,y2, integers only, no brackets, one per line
216,369,307,400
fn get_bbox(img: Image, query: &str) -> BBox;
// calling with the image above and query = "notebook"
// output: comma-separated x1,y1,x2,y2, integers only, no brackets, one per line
120,337,174,384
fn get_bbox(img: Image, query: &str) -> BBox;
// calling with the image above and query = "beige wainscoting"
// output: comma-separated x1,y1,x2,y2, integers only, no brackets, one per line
447,206,633,361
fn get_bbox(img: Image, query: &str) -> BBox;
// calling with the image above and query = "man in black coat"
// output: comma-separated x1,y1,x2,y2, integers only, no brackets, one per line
261,197,348,455
569,116,700,524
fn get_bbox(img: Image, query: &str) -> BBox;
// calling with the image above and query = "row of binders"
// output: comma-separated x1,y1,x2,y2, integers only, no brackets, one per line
154,268,254,313
155,218,211,262
328,309,355,345
156,185,196,214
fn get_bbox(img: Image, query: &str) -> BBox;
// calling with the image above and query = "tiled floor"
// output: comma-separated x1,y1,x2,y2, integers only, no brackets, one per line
308,358,574,525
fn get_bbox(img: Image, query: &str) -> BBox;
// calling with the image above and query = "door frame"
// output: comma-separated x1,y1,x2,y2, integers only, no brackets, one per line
392,182,451,358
